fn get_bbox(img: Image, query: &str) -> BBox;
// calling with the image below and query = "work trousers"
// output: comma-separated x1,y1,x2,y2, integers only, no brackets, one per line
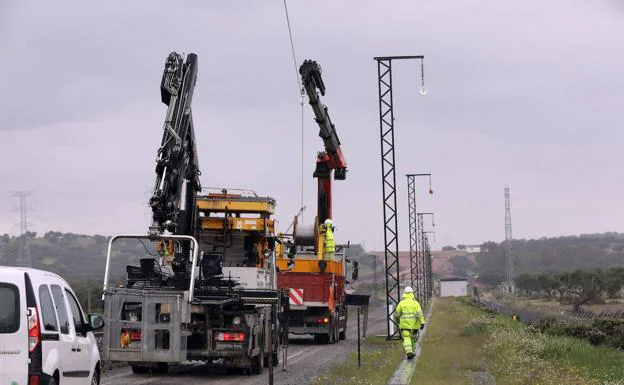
324,250,334,260
401,329,419,354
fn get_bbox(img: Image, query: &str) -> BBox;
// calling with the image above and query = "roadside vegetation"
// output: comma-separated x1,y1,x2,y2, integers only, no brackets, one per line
414,297,624,385
311,335,404,385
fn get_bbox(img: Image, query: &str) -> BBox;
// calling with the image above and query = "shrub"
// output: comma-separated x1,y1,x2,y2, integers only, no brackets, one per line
538,318,624,350
460,316,493,336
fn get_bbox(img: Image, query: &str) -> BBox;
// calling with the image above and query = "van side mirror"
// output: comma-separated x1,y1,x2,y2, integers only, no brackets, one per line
89,314,105,331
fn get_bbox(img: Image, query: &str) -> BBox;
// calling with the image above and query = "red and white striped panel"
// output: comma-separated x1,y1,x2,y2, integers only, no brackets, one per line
288,288,304,306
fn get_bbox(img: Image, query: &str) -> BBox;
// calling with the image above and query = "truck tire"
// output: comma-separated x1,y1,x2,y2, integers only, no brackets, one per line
131,365,149,374
264,348,280,367
131,363,168,374
314,333,330,344
252,348,264,375
330,316,339,344
339,308,347,340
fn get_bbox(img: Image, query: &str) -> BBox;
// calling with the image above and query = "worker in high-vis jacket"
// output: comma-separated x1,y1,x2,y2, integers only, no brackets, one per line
322,218,335,260
393,286,425,359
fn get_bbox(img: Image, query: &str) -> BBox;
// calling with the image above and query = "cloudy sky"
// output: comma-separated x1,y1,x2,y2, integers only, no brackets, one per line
1,0,623,251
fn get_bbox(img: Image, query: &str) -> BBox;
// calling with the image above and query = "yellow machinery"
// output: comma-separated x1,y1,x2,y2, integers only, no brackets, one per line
196,188,278,270
274,219,346,276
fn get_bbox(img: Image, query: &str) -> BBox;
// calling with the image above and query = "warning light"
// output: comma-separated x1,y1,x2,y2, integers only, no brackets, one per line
156,240,174,256
120,331,131,348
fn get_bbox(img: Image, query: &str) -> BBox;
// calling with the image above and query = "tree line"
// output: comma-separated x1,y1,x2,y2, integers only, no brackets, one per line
472,233,624,286
514,267,624,311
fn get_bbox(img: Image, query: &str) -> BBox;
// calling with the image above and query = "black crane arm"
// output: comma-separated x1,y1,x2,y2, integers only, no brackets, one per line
299,60,347,179
149,52,202,238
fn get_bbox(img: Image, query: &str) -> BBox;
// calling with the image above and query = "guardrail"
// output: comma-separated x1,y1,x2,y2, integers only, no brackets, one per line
475,296,624,324
566,308,624,319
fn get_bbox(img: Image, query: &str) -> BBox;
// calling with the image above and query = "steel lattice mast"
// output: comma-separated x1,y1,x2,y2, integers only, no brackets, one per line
11,190,34,268
423,231,435,304
374,55,426,339
407,176,418,295
416,212,434,308
406,173,432,300
505,185,514,286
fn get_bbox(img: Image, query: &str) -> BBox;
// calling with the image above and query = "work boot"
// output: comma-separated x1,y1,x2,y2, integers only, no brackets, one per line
406,353,414,360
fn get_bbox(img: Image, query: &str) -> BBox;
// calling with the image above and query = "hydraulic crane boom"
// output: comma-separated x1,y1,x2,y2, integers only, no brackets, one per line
102,52,286,374
299,59,347,224
148,52,202,279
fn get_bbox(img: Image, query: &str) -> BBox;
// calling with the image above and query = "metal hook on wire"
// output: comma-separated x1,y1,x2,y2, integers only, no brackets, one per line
419,59,428,96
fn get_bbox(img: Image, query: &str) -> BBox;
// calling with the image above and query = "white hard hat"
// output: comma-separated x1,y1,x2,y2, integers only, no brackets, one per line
404,286,413,294
324,219,333,225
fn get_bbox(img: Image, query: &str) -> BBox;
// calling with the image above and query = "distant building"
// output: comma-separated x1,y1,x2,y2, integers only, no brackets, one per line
439,277,469,297
465,245,481,253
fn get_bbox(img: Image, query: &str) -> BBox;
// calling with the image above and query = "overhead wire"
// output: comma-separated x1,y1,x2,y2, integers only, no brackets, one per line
282,0,306,224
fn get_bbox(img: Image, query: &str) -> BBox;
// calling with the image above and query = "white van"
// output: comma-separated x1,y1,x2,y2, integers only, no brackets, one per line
0,266,104,385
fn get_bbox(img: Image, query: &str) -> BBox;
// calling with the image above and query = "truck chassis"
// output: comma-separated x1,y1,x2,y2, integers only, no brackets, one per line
103,285,282,373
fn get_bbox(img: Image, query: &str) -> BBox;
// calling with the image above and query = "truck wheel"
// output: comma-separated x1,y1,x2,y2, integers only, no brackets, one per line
252,348,264,375
131,365,149,374
264,348,280,367
330,317,339,344
340,309,347,340
314,333,330,344
339,327,346,340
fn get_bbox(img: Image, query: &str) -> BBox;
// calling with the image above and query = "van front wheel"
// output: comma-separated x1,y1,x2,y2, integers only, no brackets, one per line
91,369,100,385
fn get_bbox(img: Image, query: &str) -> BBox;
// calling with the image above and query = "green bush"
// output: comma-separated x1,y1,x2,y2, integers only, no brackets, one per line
539,319,624,350
591,319,624,349
585,329,608,346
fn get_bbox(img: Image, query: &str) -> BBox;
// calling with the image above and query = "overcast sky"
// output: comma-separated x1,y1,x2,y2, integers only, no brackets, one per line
1,0,623,251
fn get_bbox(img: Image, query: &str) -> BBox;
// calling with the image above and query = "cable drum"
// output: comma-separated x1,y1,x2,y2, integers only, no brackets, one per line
294,223,316,246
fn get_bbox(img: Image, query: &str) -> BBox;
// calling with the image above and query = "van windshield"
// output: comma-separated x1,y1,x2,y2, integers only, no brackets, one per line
0,283,20,333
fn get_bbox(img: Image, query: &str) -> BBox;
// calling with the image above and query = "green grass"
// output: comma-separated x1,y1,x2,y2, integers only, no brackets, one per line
310,336,405,385
488,323,624,384
413,298,493,384
414,297,624,385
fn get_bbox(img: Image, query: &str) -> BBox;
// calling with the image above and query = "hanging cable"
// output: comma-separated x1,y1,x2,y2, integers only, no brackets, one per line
283,0,300,89
283,0,305,224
